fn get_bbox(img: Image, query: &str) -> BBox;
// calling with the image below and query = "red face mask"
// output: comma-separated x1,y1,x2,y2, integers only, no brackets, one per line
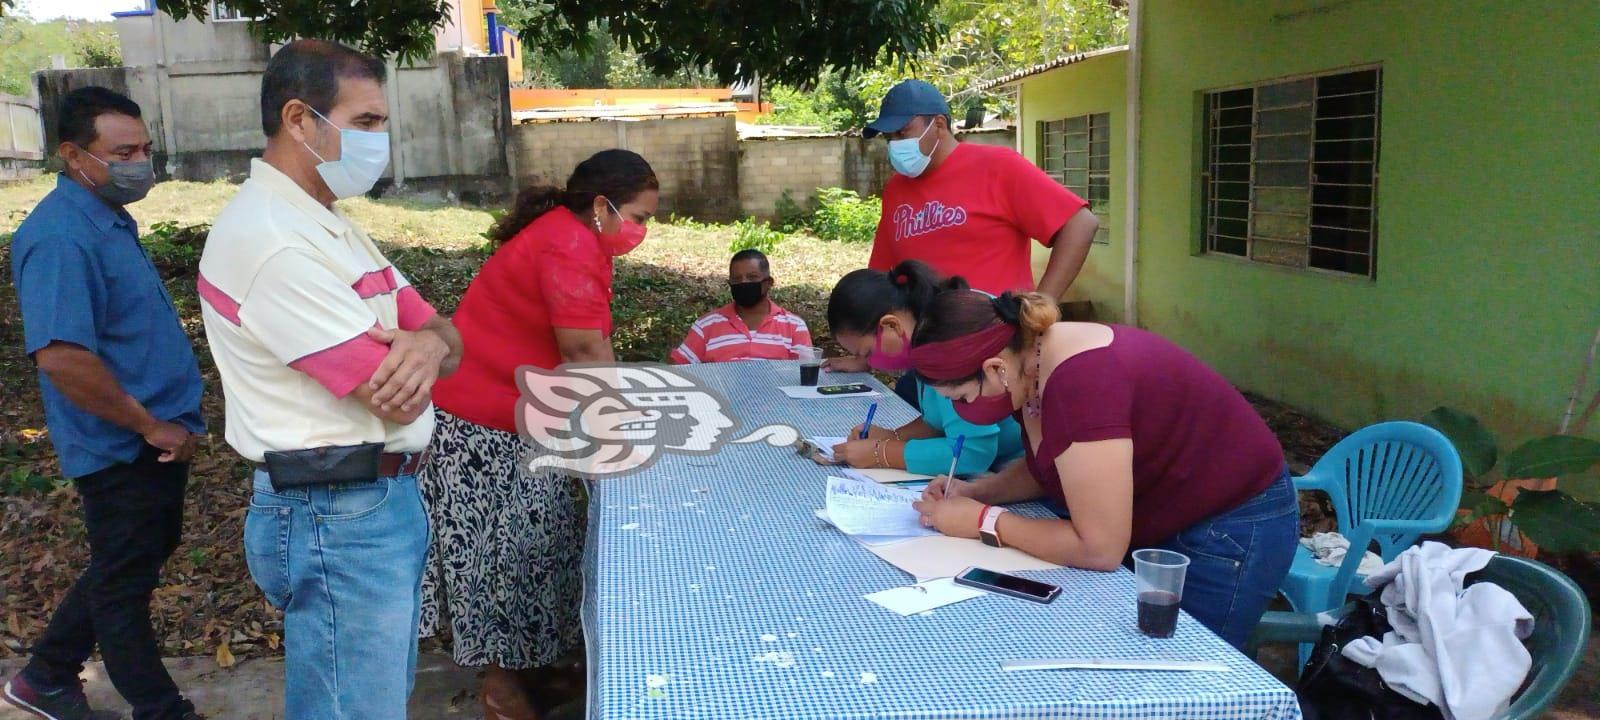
868,325,911,372
598,199,647,256
951,372,1016,425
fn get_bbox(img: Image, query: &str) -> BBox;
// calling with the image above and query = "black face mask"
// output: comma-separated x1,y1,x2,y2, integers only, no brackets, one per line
730,280,767,308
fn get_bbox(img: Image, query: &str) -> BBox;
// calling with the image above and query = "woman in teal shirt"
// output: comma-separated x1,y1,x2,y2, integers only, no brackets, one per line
824,260,1024,475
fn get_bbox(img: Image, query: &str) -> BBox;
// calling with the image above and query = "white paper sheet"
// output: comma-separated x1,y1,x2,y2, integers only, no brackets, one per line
822,476,937,538
808,436,849,462
860,534,1064,582
779,385,883,400
864,578,984,616
841,467,936,485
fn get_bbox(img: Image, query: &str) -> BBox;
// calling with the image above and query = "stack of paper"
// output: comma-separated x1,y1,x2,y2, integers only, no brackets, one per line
840,467,935,485
819,476,937,538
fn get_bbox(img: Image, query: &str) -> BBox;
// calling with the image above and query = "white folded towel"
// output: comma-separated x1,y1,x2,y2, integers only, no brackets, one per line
1300,531,1385,575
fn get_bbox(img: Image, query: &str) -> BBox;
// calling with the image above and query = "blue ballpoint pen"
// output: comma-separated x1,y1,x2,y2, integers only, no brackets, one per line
943,434,966,497
859,402,878,439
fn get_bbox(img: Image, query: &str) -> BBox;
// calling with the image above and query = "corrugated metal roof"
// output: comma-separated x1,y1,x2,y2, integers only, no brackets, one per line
977,45,1129,91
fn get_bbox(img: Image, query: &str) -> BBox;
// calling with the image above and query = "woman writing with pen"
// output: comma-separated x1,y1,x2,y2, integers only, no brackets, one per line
905,289,1298,650
824,261,1024,476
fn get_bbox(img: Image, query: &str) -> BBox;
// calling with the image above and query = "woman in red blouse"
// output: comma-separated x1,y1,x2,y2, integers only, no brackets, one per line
419,150,658,719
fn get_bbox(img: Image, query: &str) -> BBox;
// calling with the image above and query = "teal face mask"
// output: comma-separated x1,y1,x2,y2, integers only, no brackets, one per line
887,120,939,178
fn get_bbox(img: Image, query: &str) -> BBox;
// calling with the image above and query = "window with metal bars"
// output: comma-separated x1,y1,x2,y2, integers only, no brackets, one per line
1202,67,1381,277
1037,112,1111,244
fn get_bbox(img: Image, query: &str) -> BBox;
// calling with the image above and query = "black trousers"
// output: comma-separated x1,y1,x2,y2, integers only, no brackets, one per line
24,445,193,720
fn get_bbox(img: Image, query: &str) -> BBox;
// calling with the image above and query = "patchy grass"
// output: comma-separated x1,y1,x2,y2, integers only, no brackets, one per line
0,177,864,662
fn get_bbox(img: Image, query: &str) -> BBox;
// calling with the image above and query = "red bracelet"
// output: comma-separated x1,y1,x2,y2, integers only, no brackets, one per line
977,504,991,530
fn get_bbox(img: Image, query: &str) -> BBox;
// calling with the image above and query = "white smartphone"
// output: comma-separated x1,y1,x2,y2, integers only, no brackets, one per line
954,567,1061,604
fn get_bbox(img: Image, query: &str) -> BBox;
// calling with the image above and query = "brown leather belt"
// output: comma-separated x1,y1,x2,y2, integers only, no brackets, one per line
379,450,430,477
255,451,429,479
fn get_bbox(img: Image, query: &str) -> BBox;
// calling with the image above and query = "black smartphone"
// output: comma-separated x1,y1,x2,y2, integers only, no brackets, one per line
816,383,872,395
954,567,1061,604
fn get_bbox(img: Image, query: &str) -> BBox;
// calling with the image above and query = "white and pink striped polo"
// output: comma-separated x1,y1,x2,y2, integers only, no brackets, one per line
668,302,813,365
197,159,437,463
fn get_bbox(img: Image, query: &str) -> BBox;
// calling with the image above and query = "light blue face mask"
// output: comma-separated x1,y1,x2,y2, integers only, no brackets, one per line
303,105,390,199
887,119,939,178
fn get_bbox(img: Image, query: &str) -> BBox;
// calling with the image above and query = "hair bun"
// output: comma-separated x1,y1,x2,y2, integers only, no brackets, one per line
990,292,1023,326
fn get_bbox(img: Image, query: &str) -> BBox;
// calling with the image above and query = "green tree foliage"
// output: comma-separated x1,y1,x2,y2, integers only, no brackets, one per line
72,25,122,68
156,0,453,65
154,0,940,87
0,18,114,96
764,0,1127,129
500,0,943,86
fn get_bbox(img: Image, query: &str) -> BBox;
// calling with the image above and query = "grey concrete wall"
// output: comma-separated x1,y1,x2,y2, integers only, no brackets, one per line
0,93,44,180
31,53,512,201
509,116,740,221
114,11,270,68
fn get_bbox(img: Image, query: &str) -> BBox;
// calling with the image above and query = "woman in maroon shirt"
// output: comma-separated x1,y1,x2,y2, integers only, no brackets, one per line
907,289,1298,649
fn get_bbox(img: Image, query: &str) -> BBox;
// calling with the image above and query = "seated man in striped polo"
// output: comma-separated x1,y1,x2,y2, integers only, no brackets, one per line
669,249,814,364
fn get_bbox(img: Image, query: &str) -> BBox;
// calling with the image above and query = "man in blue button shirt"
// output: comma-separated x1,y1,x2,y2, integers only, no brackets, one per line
4,87,203,720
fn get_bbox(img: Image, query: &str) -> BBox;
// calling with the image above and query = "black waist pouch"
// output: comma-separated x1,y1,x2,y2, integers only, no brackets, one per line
263,442,384,491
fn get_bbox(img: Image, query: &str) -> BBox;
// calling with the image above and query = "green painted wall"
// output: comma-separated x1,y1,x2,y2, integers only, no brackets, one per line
1018,50,1129,321
1133,0,1600,452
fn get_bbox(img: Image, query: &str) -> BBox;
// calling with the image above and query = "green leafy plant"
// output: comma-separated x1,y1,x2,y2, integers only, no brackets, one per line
70,23,121,68
141,221,209,279
809,188,879,244
772,190,819,234
729,218,787,255
1422,406,1600,553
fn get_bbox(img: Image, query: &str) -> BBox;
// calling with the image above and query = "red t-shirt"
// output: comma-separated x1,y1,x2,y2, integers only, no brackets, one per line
433,209,614,433
1022,325,1285,547
868,142,1087,295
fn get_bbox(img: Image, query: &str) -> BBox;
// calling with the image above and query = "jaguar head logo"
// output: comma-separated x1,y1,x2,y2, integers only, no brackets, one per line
514,363,800,478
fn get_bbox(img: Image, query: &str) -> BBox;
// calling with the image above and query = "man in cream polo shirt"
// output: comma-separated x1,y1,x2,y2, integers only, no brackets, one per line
197,39,461,719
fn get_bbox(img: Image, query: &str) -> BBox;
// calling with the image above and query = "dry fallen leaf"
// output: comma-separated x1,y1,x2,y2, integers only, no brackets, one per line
215,640,235,668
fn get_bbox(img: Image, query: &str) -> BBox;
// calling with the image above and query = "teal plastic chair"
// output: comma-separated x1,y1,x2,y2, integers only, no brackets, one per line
1280,421,1464,662
1255,554,1592,720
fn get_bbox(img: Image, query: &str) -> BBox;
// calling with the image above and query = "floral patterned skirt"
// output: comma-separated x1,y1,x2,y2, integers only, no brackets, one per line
417,409,585,669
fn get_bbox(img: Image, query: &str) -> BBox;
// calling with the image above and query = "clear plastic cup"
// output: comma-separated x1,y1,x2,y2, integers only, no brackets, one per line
796,347,823,386
1132,548,1189,638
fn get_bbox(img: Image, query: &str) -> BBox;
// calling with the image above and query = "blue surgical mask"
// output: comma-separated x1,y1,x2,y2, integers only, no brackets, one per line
887,120,939,178
302,105,390,199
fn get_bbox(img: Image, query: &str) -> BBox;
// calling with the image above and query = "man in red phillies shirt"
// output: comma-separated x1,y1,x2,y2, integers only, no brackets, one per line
864,79,1099,298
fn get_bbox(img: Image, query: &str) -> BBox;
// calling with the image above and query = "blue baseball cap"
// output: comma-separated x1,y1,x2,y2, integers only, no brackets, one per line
862,79,951,138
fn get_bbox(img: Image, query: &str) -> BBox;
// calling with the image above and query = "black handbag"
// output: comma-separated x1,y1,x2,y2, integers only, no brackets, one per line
1296,597,1443,720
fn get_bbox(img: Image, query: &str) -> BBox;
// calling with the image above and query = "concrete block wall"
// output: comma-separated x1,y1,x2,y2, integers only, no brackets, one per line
509,116,740,221
32,54,511,200
743,128,1016,221
738,136,846,219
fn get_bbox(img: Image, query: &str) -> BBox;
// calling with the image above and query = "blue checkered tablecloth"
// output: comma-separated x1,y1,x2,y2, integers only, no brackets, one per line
583,360,1301,720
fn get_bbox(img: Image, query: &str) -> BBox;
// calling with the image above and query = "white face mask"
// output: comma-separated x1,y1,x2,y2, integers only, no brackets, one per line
302,105,390,199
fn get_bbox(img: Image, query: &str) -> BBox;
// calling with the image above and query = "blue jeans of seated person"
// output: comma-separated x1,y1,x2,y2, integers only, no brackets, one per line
243,469,429,719
1150,468,1299,650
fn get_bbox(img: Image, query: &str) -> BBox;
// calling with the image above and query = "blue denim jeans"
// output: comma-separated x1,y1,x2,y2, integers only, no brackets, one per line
1154,469,1299,650
243,470,429,719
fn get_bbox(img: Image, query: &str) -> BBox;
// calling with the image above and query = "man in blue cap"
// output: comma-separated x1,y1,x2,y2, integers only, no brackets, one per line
861,79,1098,299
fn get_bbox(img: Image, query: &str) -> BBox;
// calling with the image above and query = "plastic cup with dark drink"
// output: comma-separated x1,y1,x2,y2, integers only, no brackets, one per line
1132,549,1189,639
797,347,822,386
